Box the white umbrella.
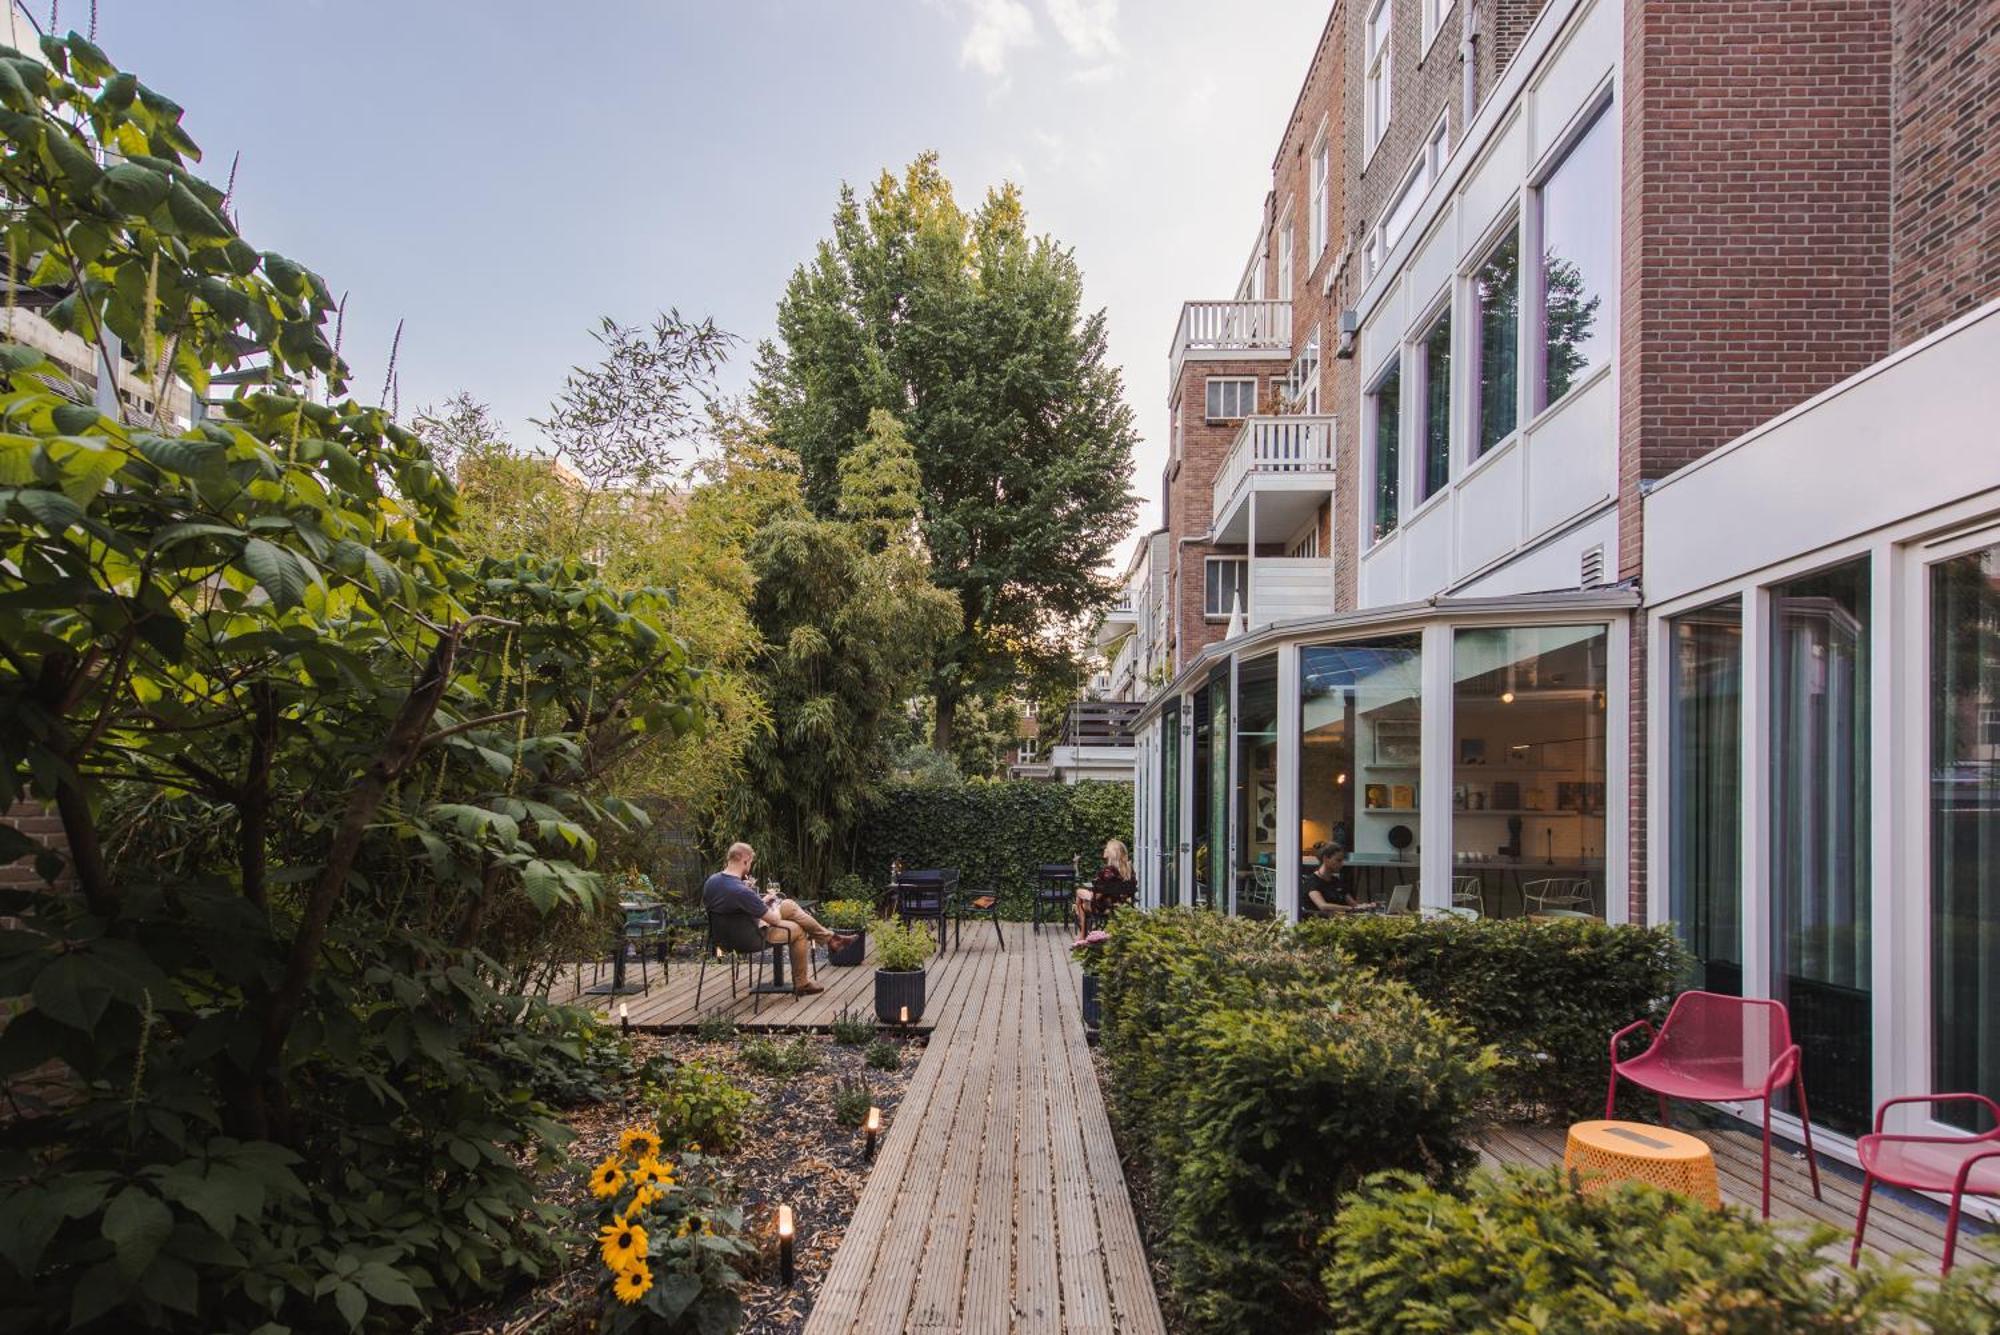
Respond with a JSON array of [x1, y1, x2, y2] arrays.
[[1225, 587, 1246, 639]]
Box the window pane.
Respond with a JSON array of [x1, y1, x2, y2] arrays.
[[1162, 702, 1181, 906], [1931, 544, 2000, 1129], [1421, 310, 1451, 500], [1235, 655, 1280, 916], [1192, 685, 1213, 908], [1538, 107, 1617, 406], [1207, 677, 1230, 910], [1474, 230, 1519, 456], [1668, 599, 1742, 994], [1372, 363, 1401, 541], [1771, 558, 1871, 1135], [1451, 625, 1609, 920], [1300, 637, 1423, 915]]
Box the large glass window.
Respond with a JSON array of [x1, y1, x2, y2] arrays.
[[1310, 134, 1329, 259], [1364, 0, 1392, 156], [1235, 655, 1280, 917], [1930, 544, 2000, 1129], [1473, 228, 1519, 457], [1278, 217, 1294, 298], [1668, 599, 1743, 994], [1300, 638, 1423, 912], [1451, 626, 1609, 919], [1191, 684, 1213, 908], [1771, 559, 1871, 1136], [1370, 361, 1401, 543], [1161, 702, 1181, 907], [1207, 676, 1230, 911], [1537, 106, 1617, 408], [1206, 376, 1256, 420], [1419, 309, 1451, 501], [1204, 557, 1246, 620]]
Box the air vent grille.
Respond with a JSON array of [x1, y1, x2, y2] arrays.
[[1580, 544, 1605, 588]]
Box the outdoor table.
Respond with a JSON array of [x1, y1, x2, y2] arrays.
[[1562, 1119, 1721, 1207], [585, 900, 656, 997]]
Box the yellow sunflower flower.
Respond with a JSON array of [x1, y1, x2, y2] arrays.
[[631, 1157, 673, 1189], [619, 1126, 661, 1161], [623, 1184, 663, 1217], [613, 1259, 653, 1305], [599, 1219, 649, 1272], [588, 1157, 626, 1200]]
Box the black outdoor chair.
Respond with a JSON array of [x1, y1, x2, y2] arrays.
[[893, 868, 953, 952], [1030, 862, 1077, 931], [591, 904, 668, 994], [950, 877, 1006, 952], [693, 910, 796, 1016]]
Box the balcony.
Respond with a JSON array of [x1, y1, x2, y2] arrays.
[[1056, 700, 1143, 748], [1210, 415, 1337, 544], [1168, 299, 1291, 385], [1093, 590, 1140, 648]]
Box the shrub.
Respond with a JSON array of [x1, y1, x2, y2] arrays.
[[1322, 1168, 1934, 1334], [819, 898, 874, 931], [827, 872, 872, 903], [740, 1036, 820, 1077], [830, 1007, 875, 1046], [832, 1077, 874, 1127], [865, 1039, 903, 1071], [650, 1063, 754, 1155], [695, 1010, 739, 1043], [871, 916, 936, 972], [1295, 914, 1686, 1118], [581, 1129, 750, 1334]]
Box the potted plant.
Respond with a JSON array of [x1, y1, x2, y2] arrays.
[[872, 916, 935, 1024], [1072, 929, 1109, 1035], [820, 899, 873, 966]]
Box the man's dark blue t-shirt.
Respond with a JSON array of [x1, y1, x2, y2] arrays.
[[703, 871, 767, 920]]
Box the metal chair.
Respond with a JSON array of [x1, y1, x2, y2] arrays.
[[692, 910, 794, 1016], [1031, 863, 1076, 931], [1386, 883, 1417, 914], [1607, 990, 1822, 1217], [1452, 875, 1485, 913], [951, 878, 1006, 951], [1851, 1093, 2000, 1274], [1524, 877, 1593, 915], [894, 868, 953, 952]]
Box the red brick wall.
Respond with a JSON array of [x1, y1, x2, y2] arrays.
[[1, 801, 68, 889], [1890, 0, 2000, 347]]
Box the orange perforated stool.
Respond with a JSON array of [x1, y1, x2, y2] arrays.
[[1562, 1119, 1722, 1208]]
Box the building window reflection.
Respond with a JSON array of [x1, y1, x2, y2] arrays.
[[1298, 637, 1423, 910], [1235, 655, 1280, 917]]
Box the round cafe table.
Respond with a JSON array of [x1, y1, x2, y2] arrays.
[[1562, 1119, 1722, 1208]]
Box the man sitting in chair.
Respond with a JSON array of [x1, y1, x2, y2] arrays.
[[701, 842, 856, 996]]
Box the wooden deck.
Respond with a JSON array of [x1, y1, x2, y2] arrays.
[[803, 922, 1167, 1335], [545, 918, 1015, 1033], [1479, 1121, 2000, 1272]]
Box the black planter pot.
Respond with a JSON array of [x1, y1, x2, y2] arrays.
[[1081, 972, 1101, 1032], [875, 968, 926, 1024], [827, 929, 867, 967]]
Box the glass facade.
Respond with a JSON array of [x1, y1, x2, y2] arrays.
[[1930, 544, 2000, 1130], [1235, 655, 1280, 917], [1299, 637, 1423, 909], [1770, 559, 1871, 1136], [1668, 600, 1743, 993], [1161, 701, 1181, 907], [1420, 309, 1451, 501], [1537, 106, 1617, 407], [1473, 229, 1519, 457], [1451, 626, 1608, 919], [1207, 677, 1230, 911], [1190, 683, 1214, 908], [1371, 363, 1401, 541]]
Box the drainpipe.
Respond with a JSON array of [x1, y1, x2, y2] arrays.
[[1461, 4, 1480, 125]]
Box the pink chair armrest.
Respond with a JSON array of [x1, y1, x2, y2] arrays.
[[1874, 1093, 2000, 1137], [1609, 1018, 1655, 1067], [1953, 1146, 2000, 1197], [1761, 1044, 1802, 1098]]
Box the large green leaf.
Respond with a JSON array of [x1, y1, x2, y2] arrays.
[[95, 161, 170, 214], [240, 536, 306, 611], [101, 1185, 173, 1280]]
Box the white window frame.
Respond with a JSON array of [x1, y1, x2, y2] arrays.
[[1205, 376, 1257, 421], [1415, 300, 1452, 505], [1364, 0, 1394, 161], [1421, 0, 1454, 56], [1364, 351, 1404, 548], [1530, 94, 1618, 416], [1290, 328, 1322, 413], [1277, 207, 1295, 298], [1204, 556, 1247, 620], [1309, 126, 1330, 261]]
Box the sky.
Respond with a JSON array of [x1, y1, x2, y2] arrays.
[[76, 0, 1330, 565]]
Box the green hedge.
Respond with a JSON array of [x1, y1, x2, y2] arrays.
[[852, 779, 1132, 917], [1097, 909, 1494, 1332], [1296, 913, 1686, 1119], [1323, 1167, 2000, 1333]]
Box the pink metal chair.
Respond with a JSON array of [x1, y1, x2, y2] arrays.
[[1851, 1093, 2000, 1274], [1606, 990, 1821, 1217]]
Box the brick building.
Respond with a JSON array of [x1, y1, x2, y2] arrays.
[[1123, 0, 2000, 1151]]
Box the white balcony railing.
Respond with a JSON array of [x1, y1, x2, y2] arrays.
[[1211, 415, 1337, 521], [1169, 299, 1291, 383]]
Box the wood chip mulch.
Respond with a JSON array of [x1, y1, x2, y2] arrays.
[[445, 1029, 920, 1335]]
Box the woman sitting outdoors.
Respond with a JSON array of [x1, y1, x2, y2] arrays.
[[1073, 839, 1136, 942], [1302, 841, 1369, 917]]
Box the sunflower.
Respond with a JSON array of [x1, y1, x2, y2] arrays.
[[588, 1157, 626, 1200], [599, 1219, 649, 1272], [618, 1126, 661, 1161], [612, 1259, 653, 1305], [623, 1184, 663, 1217], [631, 1157, 673, 1189]]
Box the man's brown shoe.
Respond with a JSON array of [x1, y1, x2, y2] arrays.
[[794, 981, 826, 996], [828, 933, 859, 952]]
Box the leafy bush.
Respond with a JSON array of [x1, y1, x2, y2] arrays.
[[695, 1010, 739, 1043], [582, 1129, 750, 1334], [650, 1063, 754, 1155], [864, 1039, 903, 1071], [740, 1036, 819, 1076], [818, 899, 874, 931], [495, 1009, 660, 1108], [832, 1077, 874, 1127], [871, 916, 936, 972], [1321, 1168, 1956, 1333], [1296, 913, 1686, 1118], [827, 873, 872, 903], [830, 1007, 875, 1046], [853, 780, 1132, 917]]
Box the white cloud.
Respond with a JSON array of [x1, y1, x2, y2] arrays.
[[959, 0, 1038, 78], [1043, 0, 1120, 62]]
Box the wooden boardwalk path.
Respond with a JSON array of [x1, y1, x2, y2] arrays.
[[803, 922, 1166, 1335]]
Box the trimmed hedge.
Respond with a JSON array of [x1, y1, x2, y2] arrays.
[[852, 779, 1132, 917], [1097, 909, 1495, 1332], [1296, 913, 1686, 1119], [1323, 1168, 2000, 1333]]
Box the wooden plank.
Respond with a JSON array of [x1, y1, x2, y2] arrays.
[[962, 945, 1024, 1335], [1014, 934, 1063, 1335], [1043, 931, 1118, 1335]]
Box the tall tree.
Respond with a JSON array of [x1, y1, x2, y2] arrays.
[[754, 153, 1138, 752]]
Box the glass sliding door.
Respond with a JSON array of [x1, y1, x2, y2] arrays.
[[1930, 543, 2000, 1129], [1191, 685, 1213, 909], [1770, 559, 1871, 1135], [1234, 655, 1280, 917], [1667, 600, 1743, 993], [1161, 702, 1182, 907], [1208, 677, 1231, 911], [1299, 637, 1423, 909]]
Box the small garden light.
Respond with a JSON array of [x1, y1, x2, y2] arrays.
[[864, 1106, 882, 1163], [619, 1002, 630, 1034], [776, 1204, 795, 1285], [898, 1005, 909, 1026]]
